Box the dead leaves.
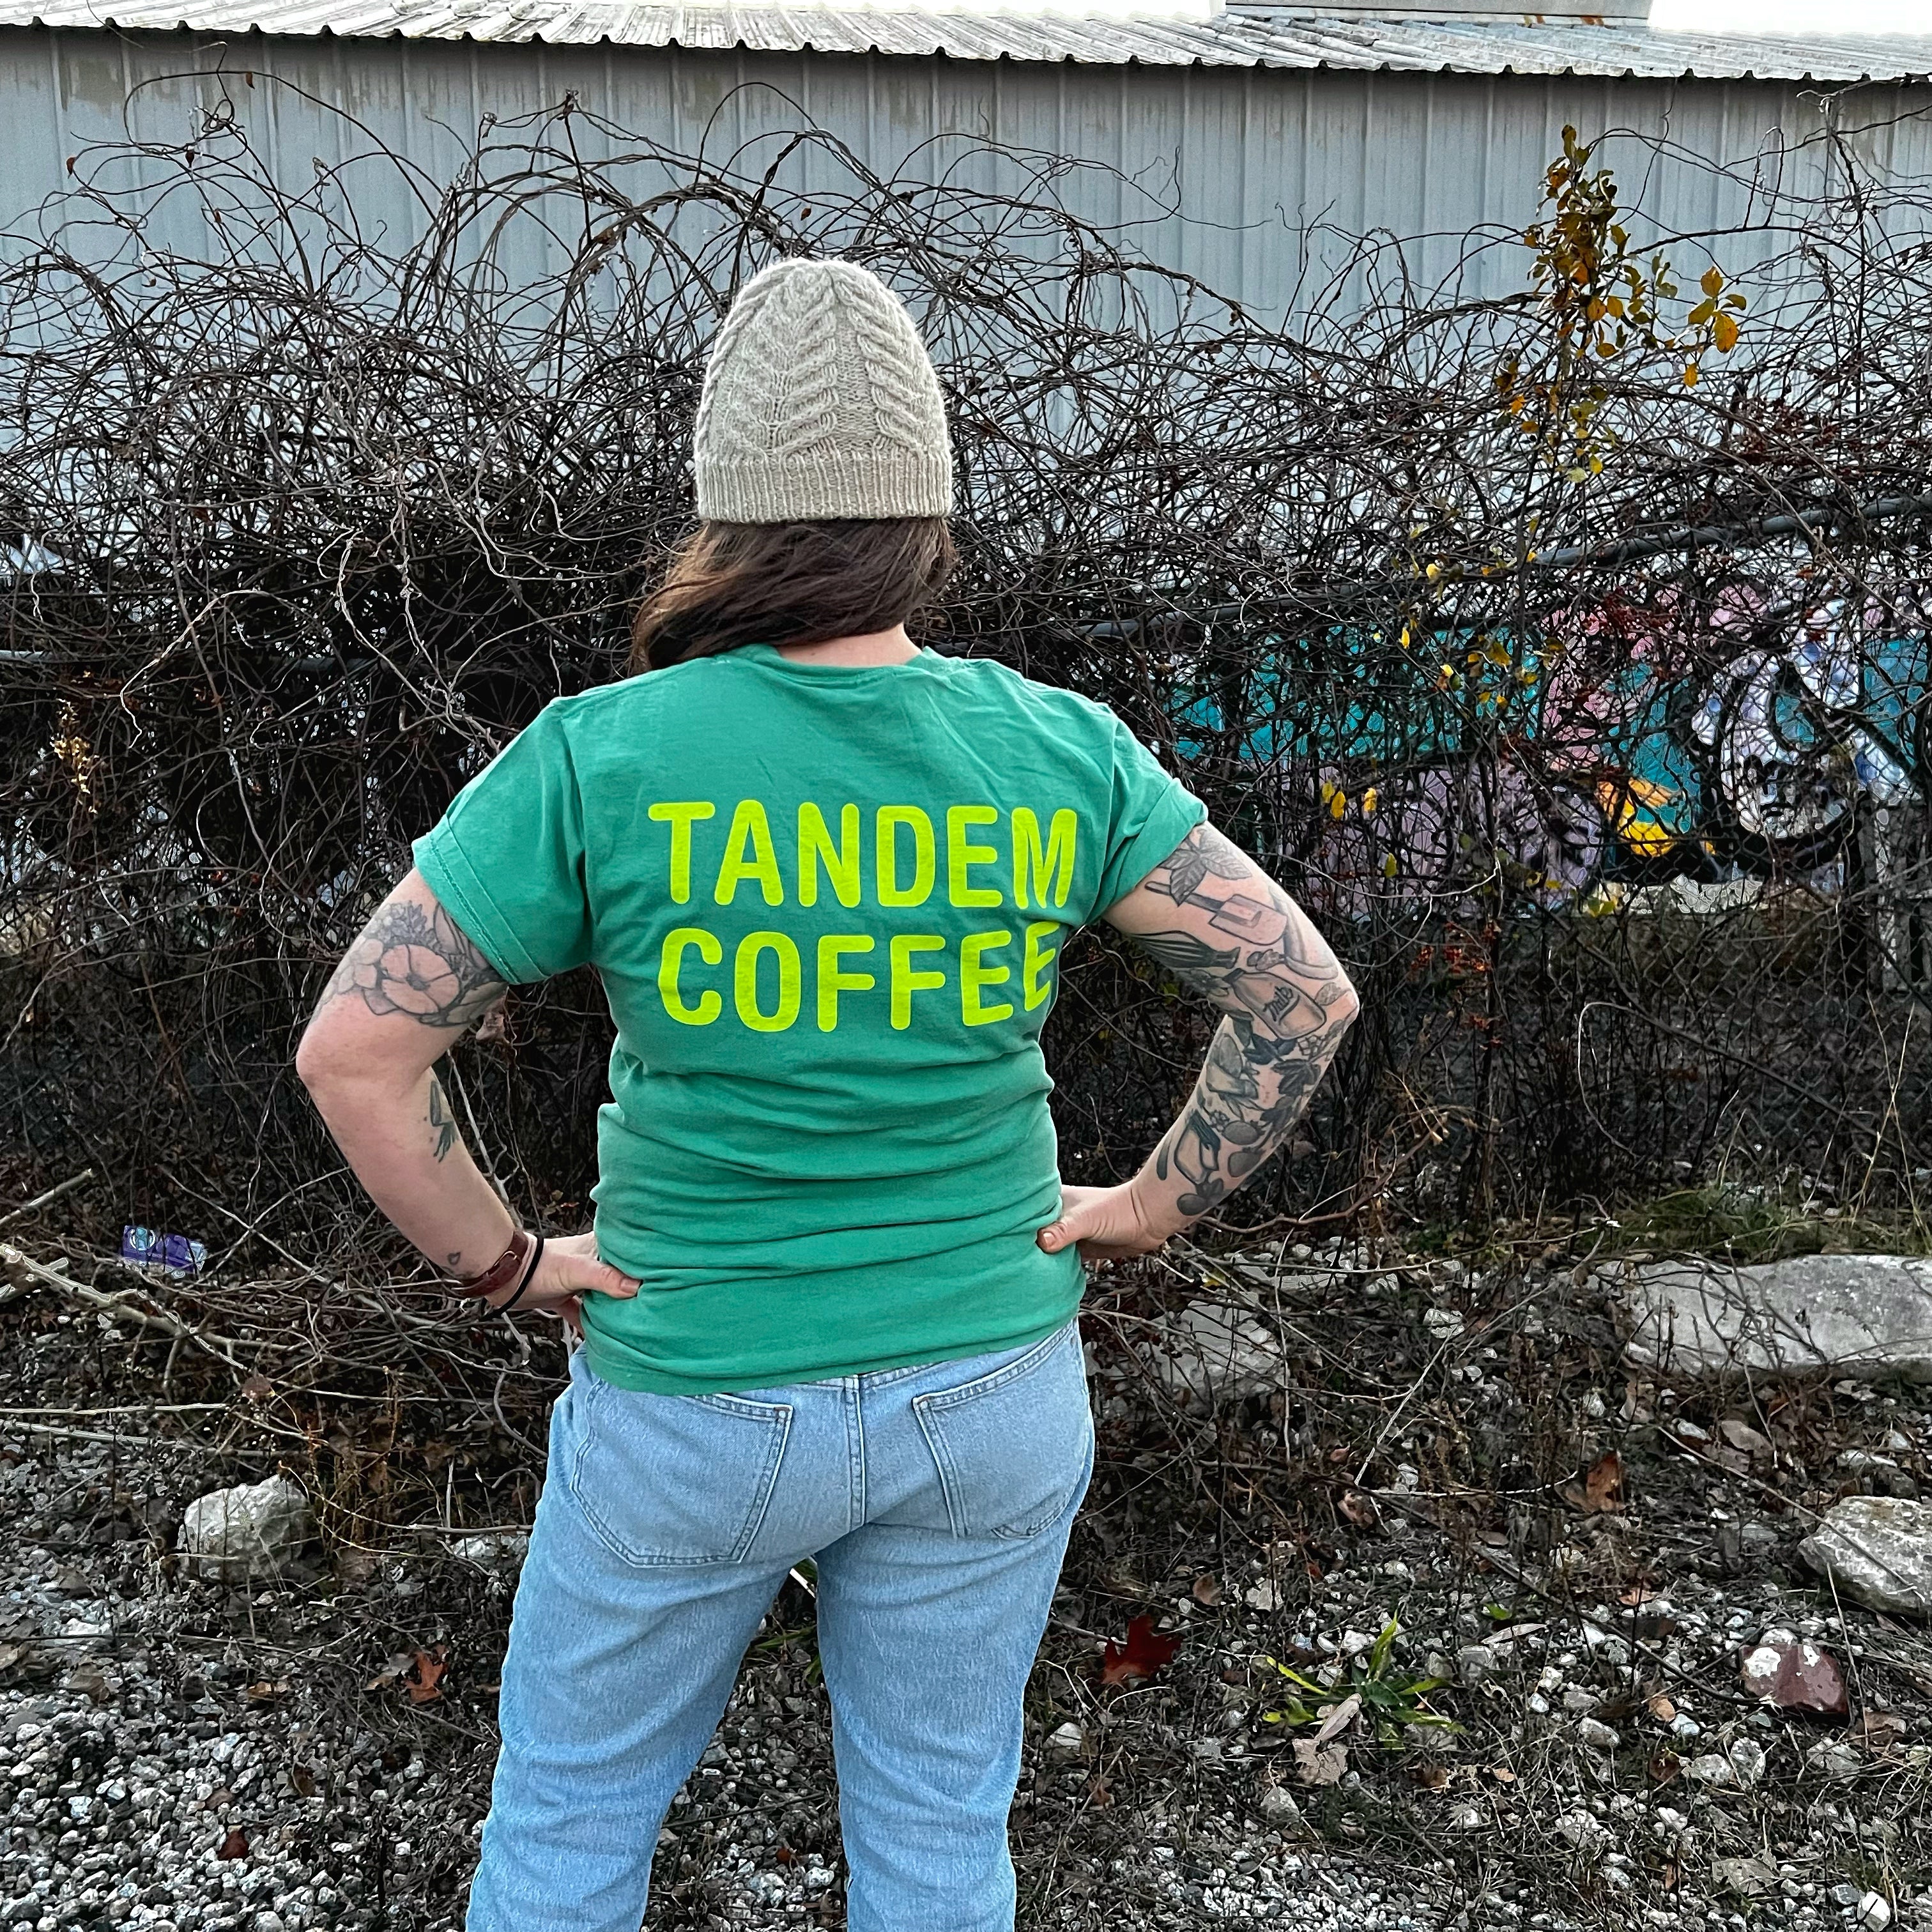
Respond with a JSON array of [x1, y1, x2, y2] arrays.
[[1852, 1710, 1908, 1756], [405, 1647, 447, 1703], [1292, 1736, 1349, 1785], [216, 1826, 249, 1860], [1339, 1491, 1383, 1531], [1098, 1616, 1180, 1688], [1716, 1416, 1774, 1463], [1312, 1690, 1361, 1744], [1565, 1449, 1625, 1515], [367, 1643, 448, 1705]]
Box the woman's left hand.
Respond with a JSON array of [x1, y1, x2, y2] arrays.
[[484, 1230, 640, 1333]]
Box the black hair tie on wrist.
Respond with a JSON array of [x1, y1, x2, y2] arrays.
[[492, 1232, 545, 1315]]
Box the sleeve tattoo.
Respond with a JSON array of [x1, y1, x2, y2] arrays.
[[1137, 825, 1355, 1216], [319, 898, 507, 1032]]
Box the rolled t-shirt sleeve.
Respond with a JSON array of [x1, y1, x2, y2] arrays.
[[411, 703, 593, 985], [1090, 719, 1209, 917]]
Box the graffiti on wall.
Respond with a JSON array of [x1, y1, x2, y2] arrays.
[[1180, 573, 1930, 914]]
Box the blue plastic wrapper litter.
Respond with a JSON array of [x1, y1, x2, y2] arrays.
[[119, 1226, 206, 1276]]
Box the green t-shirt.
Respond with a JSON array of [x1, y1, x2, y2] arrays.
[[413, 643, 1205, 1395]]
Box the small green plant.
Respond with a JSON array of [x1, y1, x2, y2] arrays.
[[1259, 1618, 1458, 1749]]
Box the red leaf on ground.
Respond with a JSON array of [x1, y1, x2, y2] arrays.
[[217, 1827, 249, 1860], [405, 1646, 447, 1705], [1099, 1616, 1180, 1687], [1740, 1640, 1848, 1719]]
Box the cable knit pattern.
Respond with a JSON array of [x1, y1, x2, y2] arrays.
[[694, 258, 954, 523]]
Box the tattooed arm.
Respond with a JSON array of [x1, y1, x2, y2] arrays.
[[1038, 825, 1358, 1262], [296, 870, 636, 1318]]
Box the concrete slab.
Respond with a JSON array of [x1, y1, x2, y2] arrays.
[[1614, 1254, 1932, 1382]]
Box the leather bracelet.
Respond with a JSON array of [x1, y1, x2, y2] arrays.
[[489, 1233, 546, 1315], [452, 1226, 532, 1301]]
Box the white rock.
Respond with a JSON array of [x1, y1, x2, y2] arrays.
[[1577, 1717, 1621, 1752], [1728, 1736, 1767, 1789], [1712, 1856, 1778, 1899], [1244, 1580, 1280, 1612], [178, 1476, 314, 1583], [1799, 1498, 1932, 1614], [1045, 1721, 1085, 1756], [1556, 1809, 1607, 1848], [1449, 1802, 1485, 1829], [1257, 1782, 1304, 1826], [1805, 1738, 1866, 1780], [1146, 1302, 1280, 1402], [1455, 1644, 1498, 1684], [450, 1531, 530, 1581], [1616, 1254, 1932, 1380], [1855, 1892, 1894, 1930], [1686, 1752, 1736, 1788]]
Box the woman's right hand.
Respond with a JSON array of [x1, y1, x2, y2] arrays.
[[1038, 1182, 1186, 1264]]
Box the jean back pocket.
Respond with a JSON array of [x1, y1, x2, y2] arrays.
[[566, 1375, 792, 1568], [912, 1322, 1093, 1540]]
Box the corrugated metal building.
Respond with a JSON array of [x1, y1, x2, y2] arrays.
[[0, 0, 1926, 313]]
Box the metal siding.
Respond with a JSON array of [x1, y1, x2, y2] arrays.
[[0, 28, 1928, 323]]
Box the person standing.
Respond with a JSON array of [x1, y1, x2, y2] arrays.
[[297, 257, 1358, 1932]]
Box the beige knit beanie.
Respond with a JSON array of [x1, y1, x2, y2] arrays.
[[693, 259, 954, 523]]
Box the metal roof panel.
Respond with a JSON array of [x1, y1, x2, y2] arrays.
[[6, 0, 1930, 79]]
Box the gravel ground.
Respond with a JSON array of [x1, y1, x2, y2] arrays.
[[4, 1220, 1932, 1930], [0, 1394, 1456, 1931]]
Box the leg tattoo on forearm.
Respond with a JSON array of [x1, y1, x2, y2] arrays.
[[1138, 828, 1355, 1216], [319, 900, 506, 1031]]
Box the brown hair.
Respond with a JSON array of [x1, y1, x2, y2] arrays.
[[629, 517, 956, 673]]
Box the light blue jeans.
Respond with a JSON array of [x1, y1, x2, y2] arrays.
[[466, 1317, 1094, 1932]]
